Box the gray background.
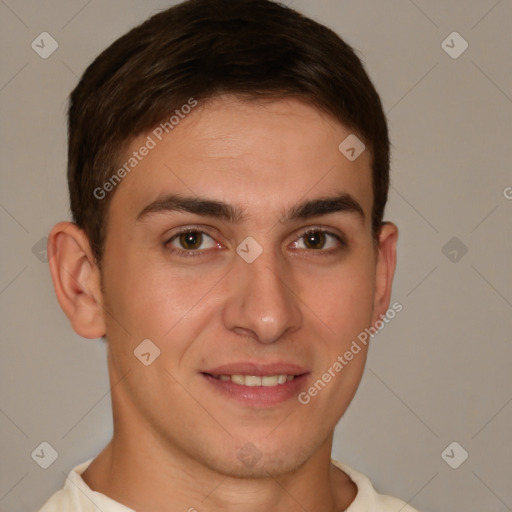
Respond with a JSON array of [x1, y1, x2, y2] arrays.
[[1, 1, 511, 511]]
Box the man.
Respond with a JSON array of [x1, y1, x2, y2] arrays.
[[41, 0, 419, 510]]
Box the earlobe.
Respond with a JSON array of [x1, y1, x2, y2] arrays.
[[48, 222, 106, 339], [372, 222, 398, 323]]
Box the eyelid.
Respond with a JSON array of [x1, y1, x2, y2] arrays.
[[164, 225, 220, 244], [164, 226, 223, 257], [291, 225, 347, 249]]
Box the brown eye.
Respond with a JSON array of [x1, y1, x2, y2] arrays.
[[303, 231, 326, 250], [290, 229, 344, 252], [167, 231, 217, 253], [179, 231, 203, 250]]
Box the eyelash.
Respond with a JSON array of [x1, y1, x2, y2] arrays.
[[294, 228, 346, 253], [165, 226, 347, 258], [165, 227, 219, 258]]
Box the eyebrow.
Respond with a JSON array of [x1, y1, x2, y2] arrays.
[[136, 193, 365, 224]]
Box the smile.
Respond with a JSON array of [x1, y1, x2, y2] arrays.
[[212, 374, 295, 386], [202, 362, 308, 406]]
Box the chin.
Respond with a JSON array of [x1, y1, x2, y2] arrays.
[[198, 438, 314, 479]]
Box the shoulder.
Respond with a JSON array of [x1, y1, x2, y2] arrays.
[[38, 460, 134, 512], [39, 486, 75, 512], [332, 459, 421, 512]]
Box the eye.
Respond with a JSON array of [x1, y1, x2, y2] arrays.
[[166, 230, 219, 255], [291, 229, 344, 251]]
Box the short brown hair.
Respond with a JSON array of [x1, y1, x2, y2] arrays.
[[68, 0, 390, 262]]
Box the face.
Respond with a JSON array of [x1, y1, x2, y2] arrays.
[[99, 96, 392, 477]]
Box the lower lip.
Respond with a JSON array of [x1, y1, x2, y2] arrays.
[[202, 374, 308, 407]]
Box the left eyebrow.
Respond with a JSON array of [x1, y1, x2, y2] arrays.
[[283, 194, 365, 223]]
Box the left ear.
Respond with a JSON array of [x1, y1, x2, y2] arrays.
[[371, 222, 398, 323]]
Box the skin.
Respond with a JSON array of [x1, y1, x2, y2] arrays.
[[49, 95, 398, 511]]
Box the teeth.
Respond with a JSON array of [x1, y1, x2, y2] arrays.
[[262, 375, 279, 386], [231, 374, 245, 385], [245, 375, 262, 387], [215, 374, 295, 387]]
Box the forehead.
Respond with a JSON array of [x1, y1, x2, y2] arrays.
[[107, 96, 373, 225]]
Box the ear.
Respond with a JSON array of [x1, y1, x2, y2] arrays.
[[371, 222, 398, 324], [48, 222, 106, 339]]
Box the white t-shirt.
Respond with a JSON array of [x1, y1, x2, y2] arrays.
[[39, 459, 420, 511]]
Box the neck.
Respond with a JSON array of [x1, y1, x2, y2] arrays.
[[82, 427, 356, 511]]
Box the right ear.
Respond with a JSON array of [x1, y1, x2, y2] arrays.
[[47, 222, 106, 339]]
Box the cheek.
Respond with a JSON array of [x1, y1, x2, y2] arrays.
[[102, 268, 181, 342], [100, 245, 225, 360], [100, 243, 170, 348], [307, 251, 376, 343]]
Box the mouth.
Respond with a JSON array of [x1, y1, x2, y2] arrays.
[[208, 374, 296, 387], [201, 363, 309, 407]]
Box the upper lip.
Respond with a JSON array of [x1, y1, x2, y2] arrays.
[[203, 362, 309, 377]]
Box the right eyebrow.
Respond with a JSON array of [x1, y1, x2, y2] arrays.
[[136, 194, 245, 224]]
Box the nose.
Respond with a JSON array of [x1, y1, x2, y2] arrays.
[[221, 249, 302, 344]]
